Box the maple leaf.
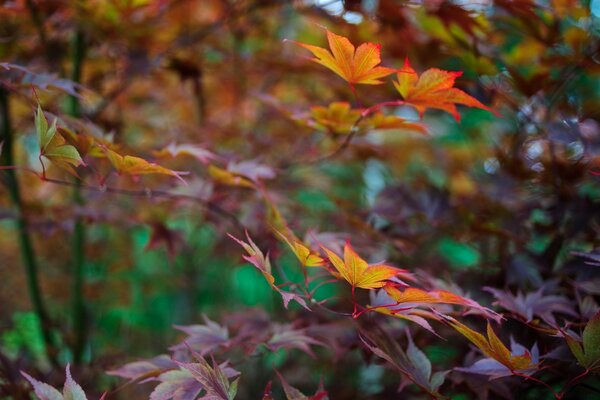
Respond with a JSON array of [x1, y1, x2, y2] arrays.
[[275, 229, 326, 268], [286, 28, 395, 85], [393, 59, 499, 121], [360, 328, 447, 396], [566, 310, 600, 370], [152, 358, 240, 400], [102, 147, 187, 183], [310, 102, 361, 135], [145, 222, 184, 259], [456, 339, 540, 380], [175, 354, 240, 400], [275, 371, 328, 400], [321, 241, 408, 290], [484, 286, 577, 327], [265, 324, 325, 358], [21, 364, 98, 400], [35, 105, 84, 175], [107, 354, 178, 383], [447, 318, 536, 372], [171, 315, 230, 355], [229, 232, 309, 310]]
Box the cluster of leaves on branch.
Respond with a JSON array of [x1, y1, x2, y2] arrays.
[[1, 1, 600, 399]]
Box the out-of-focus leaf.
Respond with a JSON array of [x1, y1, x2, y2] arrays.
[[107, 355, 178, 382], [208, 165, 255, 189], [484, 287, 577, 327], [1, 63, 84, 97], [153, 142, 218, 164], [102, 147, 187, 183], [265, 324, 325, 357], [310, 102, 361, 135], [22, 365, 89, 400], [363, 112, 427, 135], [275, 370, 328, 400], [566, 310, 600, 370], [171, 315, 230, 355]]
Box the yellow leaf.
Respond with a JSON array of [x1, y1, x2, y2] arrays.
[[102, 147, 186, 183], [321, 242, 402, 289]]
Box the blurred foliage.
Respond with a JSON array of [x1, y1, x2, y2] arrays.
[[0, 0, 599, 399]]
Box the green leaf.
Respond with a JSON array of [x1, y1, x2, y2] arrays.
[[35, 105, 48, 148], [44, 144, 83, 164], [583, 311, 600, 369]]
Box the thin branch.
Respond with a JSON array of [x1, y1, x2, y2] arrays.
[[40, 177, 245, 233]]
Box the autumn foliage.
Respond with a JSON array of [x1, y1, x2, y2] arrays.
[[1, 1, 600, 400]]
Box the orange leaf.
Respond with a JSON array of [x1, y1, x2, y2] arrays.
[[286, 29, 395, 85], [102, 147, 186, 183], [321, 242, 404, 289], [393, 58, 499, 121]]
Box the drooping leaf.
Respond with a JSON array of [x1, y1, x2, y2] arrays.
[[447, 318, 536, 372], [456, 339, 540, 380], [102, 147, 187, 183], [286, 29, 395, 85], [208, 165, 255, 189], [393, 58, 498, 121], [321, 241, 410, 289]]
